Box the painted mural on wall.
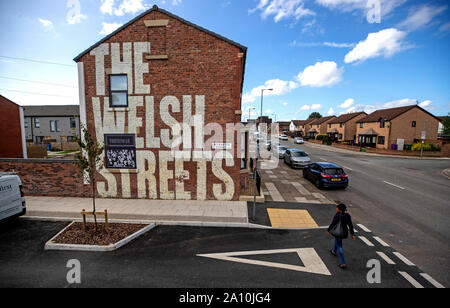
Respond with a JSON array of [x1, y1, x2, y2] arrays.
[[87, 42, 238, 201]]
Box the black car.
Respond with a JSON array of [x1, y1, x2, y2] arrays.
[[303, 162, 349, 189]]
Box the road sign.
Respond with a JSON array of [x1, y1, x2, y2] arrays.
[[197, 248, 331, 276], [421, 131, 426, 140]]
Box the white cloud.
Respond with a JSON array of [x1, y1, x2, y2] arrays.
[[398, 5, 447, 32], [315, 0, 406, 18], [338, 98, 355, 108], [100, 0, 115, 15], [242, 79, 299, 104], [67, 13, 87, 25], [101, 0, 147, 16], [311, 104, 322, 110], [344, 28, 408, 64], [290, 41, 355, 48], [419, 100, 433, 109], [100, 22, 123, 35], [439, 22, 450, 33], [282, 102, 289, 106], [172, 0, 183, 5], [38, 18, 53, 28], [327, 107, 335, 115], [300, 105, 311, 111], [250, 0, 316, 23], [323, 42, 356, 48], [296, 61, 344, 87]]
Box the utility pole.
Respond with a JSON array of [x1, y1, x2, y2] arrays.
[[253, 88, 273, 221]]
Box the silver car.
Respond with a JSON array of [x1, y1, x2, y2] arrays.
[[277, 146, 288, 159], [284, 149, 311, 169]]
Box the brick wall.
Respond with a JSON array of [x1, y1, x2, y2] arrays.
[[390, 108, 439, 146], [0, 96, 24, 158], [0, 159, 91, 197], [77, 8, 245, 201]]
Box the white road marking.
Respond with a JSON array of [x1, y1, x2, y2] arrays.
[[265, 182, 285, 202], [318, 157, 327, 161], [383, 181, 405, 190], [291, 182, 311, 196], [342, 166, 354, 171], [197, 248, 331, 276], [419, 273, 445, 288], [358, 236, 375, 247], [373, 236, 390, 247], [393, 252, 415, 266], [357, 224, 372, 233], [376, 251, 396, 265], [398, 271, 424, 288]]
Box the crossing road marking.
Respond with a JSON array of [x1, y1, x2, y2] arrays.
[[358, 236, 375, 247], [376, 251, 396, 265], [197, 248, 331, 276], [357, 224, 371, 232], [420, 273, 445, 288], [373, 236, 390, 247], [393, 252, 415, 266], [383, 181, 405, 190], [398, 271, 424, 288]]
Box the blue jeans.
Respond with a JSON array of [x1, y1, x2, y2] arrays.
[[333, 238, 346, 265]]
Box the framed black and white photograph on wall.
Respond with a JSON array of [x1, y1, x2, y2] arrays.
[[104, 134, 137, 169]]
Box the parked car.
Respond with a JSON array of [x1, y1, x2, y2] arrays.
[[277, 146, 288, 159], [303, 162, 349, 189], [279, 134, 288, 141], [284, 149, 311, 169], [0, 173, 26, 222], [294, 137, 304, 144]]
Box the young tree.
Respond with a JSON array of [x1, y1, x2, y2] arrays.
[[73, 125, 104, 230], [443, 114, 450, 136], [309, 112, 323, 119]]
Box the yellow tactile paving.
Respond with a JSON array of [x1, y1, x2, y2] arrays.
[[267, 209, 319, 229]]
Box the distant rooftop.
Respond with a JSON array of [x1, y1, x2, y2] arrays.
[[23, 105, 80, 117]]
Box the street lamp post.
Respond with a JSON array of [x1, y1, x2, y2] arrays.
[[248, 107, 255, 122], [253, 88, 273, 221]]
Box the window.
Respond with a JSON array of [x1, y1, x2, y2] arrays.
[[34, 118, 40, 128], [412, 121, 416, 128], [104, 134, 137, 169], [380, 120, 385, 128], [109, 74, 128, 107], [378, 136, 385, 145], [340, 123, 343, 128], [24, 120, 28, 129], [67, 136, 76, 142], [360, 123, 364, 128], [329, 123, 332, 128], [70, 117, 77, 129], [339, 134, 343, 140], [241, 132, 248, 170], [50, 120, 60, 132]]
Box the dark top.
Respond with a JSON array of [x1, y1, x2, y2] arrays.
[[328, 212, 355, 239]]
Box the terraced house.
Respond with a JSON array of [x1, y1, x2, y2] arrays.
[[356, 105, 440, 150], [327, 112, 367, 143], [306, 116, 336, 139], [74, 5, 247, 201]]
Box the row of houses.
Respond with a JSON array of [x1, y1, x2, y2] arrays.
[[289, 105, 444, 150]]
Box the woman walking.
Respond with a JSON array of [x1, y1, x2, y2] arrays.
[[327, 204, 355, 269]]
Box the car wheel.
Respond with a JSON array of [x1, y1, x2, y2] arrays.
[[315, 179, 322, 189]]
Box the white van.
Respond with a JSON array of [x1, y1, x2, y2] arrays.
[[0, 173, 26, 222]]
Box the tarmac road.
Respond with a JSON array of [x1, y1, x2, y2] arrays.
[[281, 140, 450, 286]]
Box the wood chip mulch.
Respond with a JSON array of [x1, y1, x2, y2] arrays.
[[53, 222, 149, 246]]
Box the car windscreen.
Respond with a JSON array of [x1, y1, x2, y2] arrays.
[[278, 146, 287, 150], [324, 168, 345, 175], [291, 151, 308, 157]]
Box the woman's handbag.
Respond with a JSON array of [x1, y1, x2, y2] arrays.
[[330, 214, 344, 238]]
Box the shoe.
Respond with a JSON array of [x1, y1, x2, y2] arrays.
[[339, 264, 347, 269], [330, 250, 337, 256]]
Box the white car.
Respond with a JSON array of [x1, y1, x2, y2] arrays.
[[294, 137, 304, 144], [279, 134, 288, 141], [0, 173, 26, 222]]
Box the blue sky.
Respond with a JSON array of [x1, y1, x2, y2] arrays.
[[0, 0, 449, 120]]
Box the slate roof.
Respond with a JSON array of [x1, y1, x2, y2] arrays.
[[357, 105, 420, 123], [23, 105, 80, 117], [329, 112, 366, 124], [310, 116, 336, 125]]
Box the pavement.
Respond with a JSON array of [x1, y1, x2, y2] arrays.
[[0, 219, 443, 288], [24, 196, 249, 225]]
